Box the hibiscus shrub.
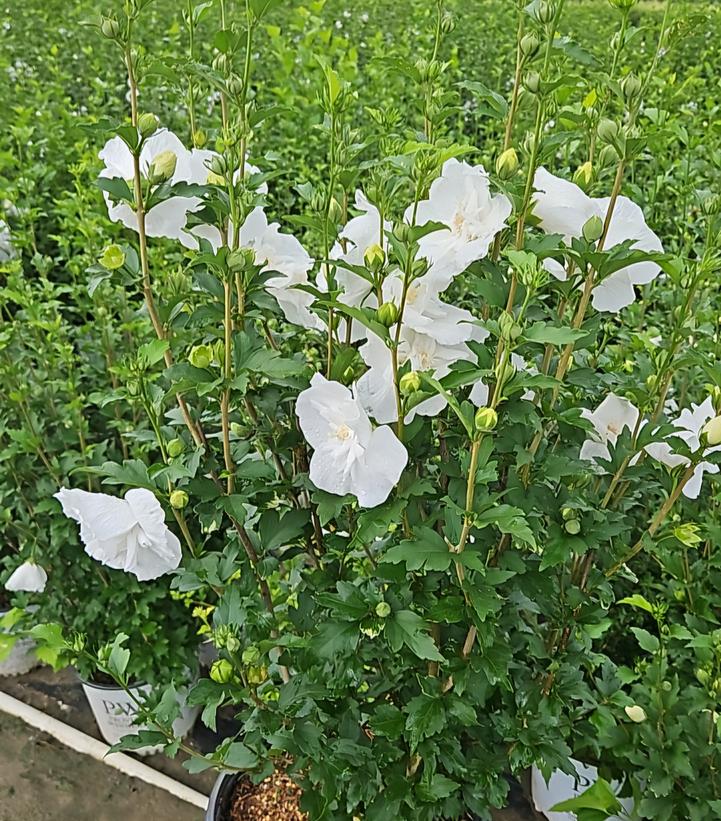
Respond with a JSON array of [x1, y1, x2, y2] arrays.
[[7, 0, 721, 819]]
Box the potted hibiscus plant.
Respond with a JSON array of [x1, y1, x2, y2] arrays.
[[43, 0, 721, 818]]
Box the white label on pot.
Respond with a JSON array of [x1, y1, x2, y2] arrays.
[[531, 759, 634, 821]]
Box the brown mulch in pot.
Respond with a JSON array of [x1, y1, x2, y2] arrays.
[[229, 770, 307, 821]]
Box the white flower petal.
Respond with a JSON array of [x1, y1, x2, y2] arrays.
[[5, 561, 47, 593]]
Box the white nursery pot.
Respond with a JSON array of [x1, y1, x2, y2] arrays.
[[0, 610, 39, 677], [81, 679, 199, 754], [531, 758, 634, 821]]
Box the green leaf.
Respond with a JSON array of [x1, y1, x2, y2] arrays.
[[369, 704, 405, 739], [550, 778, 622, 820], [524, 323, 589, 345], [259, 509, 310, 552], [630, 627, 660, 654], [404, 694, 445, 749], [416, 773, 460, 802], [224, 742, 259, 770], [382, 527, 452, 572], [618, 594, 655, 615], [385, 610, 444, 662], [312, 621, 360, 660]]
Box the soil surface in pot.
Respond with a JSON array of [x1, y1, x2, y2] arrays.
[[228, 771, 307, 820]]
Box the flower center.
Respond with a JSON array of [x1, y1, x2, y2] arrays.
[[334, 423, 354, 441], [451, 207, 480, 242], [418, 351, 432, 370]]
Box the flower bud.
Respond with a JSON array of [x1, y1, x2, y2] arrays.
[[673, 523, 702, 547], [167, 438, 185, 458], [645, 374, 658, 392], [209, 154, 227, 177], [100, 244, 125, 270], [170, 489, 189, 510], [609, 0, 638, 9], [597, 118, 620, 144], [189, 344, 214, 369], [498, 311, 516, 341], [193, 130, 207, 148], [536, 0, 556, 24], [520, 33, 540, 59], [364, 243, 386, 272], [621, 73, 643, 101], [474, 406, 498, 433], [342, 366, 355, 384], [210, 659, 234, 684], [228, 248, 256, 271], [148, 150, 177, 184], [523, 71, 542, 95], [495, 148, 519, 180], [375, 601, 391, 618], [328, 197, 343, 224], [573, 161, 593, 190], [100, 17, 121, 40], [624, 704, 647, 723], [440, 12, 455, 34], [247, 665, 268, 685], [561, 507, 575, 521], [697, 668, 710, 686], [564, 519, 581, 535], [377, 302, 399, 327], [582, 214, 604, 242], [242, 645, 261, 665], [598, 145, 618, 169], [399, 371, 422, 396], [138, 113, 159, 139], [703, 415, 721, 446], [393, 223, 413, 244], [226, 76, 244, 97]]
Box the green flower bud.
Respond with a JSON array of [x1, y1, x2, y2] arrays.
[[440, 12, 455, 34], [621, 73, 643, 101], [495, 148, 519, 180], [520, 33, 540, 59], [673, 523, 703, 547], [393, 222, 413, 244], [597, 118, 620, 144], [573, 161, 593, 190], [170, 489, 189, 510], [598, 144, 618, 169], [242, 646, 261, 665], [246, 665, 268, 685], [564, 519, 581, 535], [498, 311, 516, 341], [342, 366, 356, 384], [582, 214, 604, 242], [189, 344, 214, 369], [561, 507, 575, 521], [536, 0, 556, 24], [645, 374, 658, 392], [167, 438, 185, 458], [399, 371, 422, 396], [226, 76, 244, 97], [523, 71, 542, 95], [228, 248, 256, 271], [210, 659, 234, 684], [703, 415, 721, 446], [474, 406, 498, 433], [138, 113, 159, 139], [100, 244, 125, 270], [193, 130, 207, 148], [697, 668, 710, 686], [100, 17, 121, 40], [148, 150, 177, 184], [608, 0, 638, 9], [375, 601, 392, 618], [377, 302, 400, 327], [364, 243, 386, 272], [328, 197, 343, 224]]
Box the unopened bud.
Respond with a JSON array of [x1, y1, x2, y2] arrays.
[[621, 73, 643, 101], [495, 148, 519, 180], [148, 150, 177, 183], [597, 118, 620, 144], [100, 244, 125, 270], [170, 489, 189, 510], [399, 371, 422, 395], [536, 0, 556, 24], [573, 161, 593, 189], [582, 214, 604, 242], [377, 302, 399, 327], [242, 646, 261, 665], [524, 71, 542, 95], [193, 130, 207, 148], [210, 659, 234, 684], [100, 17, 121, 40], [702, 415, 721, 447], [609, 0, 638, 9], [138, 113, 159, 139], [364, 243, 385, 272], [440, 12, 455, 34], [375, 601, 391, 618], [624, 704, 647, 723], [328, 197, 343, 224], [167, 438, 185, 458], [393, 223, 413, 244], [189, 344, 214, 369], [474, 406, 498, 433], [564, 519, 581, 535], [520, 33, 540, 59]]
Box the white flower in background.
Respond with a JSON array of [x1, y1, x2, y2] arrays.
[[184, 150, 267, 191], [645, 397, 721, 499], [99, 130, 202, 248], [0, 220, 16, 261], [532, 168, 664, 313], [625, 705, 647, 723], [469, 353, 536, 406], [4, 561, 47, 593], [295, 374, 408, 507], [409, 159, 512, 290], [382, 272, 488, 347], [580, 393, 640, 466], [54, 487, 182, 581], [357, 328, 474, 424]]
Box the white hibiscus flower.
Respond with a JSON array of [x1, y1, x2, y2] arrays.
[[408, 159, 512, 290], [580, 393, 640, 466], [4, 561, 47, 593], [54, 487, 182, 581], [99, 130, 203, 248], [295, 374, 408, 508], [532, 168, 664, 313], [645, 397, 721, 499]]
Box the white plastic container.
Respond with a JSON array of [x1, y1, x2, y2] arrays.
[[81, 679, 199, 754], [0, 610, 39, 677], [531, 759, 634, 820]]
